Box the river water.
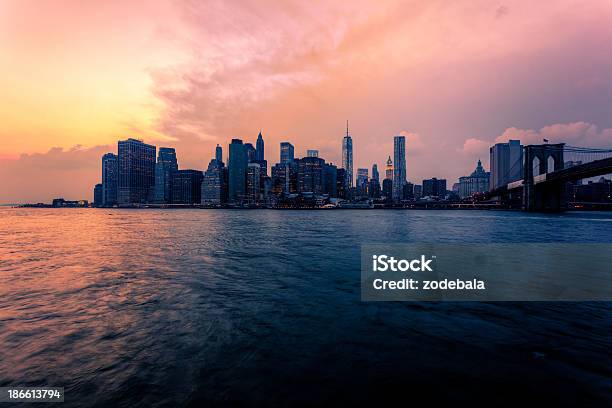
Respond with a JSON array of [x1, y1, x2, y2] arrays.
[[1, 209, 611, 406]]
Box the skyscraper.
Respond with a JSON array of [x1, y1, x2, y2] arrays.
[[154, 147, 178, 203], [356, 168, 369, 197], [246, 163, 261, 203], [393, 135, 406, 201], [117, 138, 156, 205], [385, 156, 393, 180], [245, 143, 256, 163], [171, 170, 203, 204], [422, 178, 447, 198], [201, 159, 225, 205], [372, 164, 379, 182], [215, 144, 223, 165], [342, 121, 353, 189], [323, 163, 338, 197], [93, 183, 103, 207], [297, 156, 325, 194], [489, 140, 523, 190], [280, 142, 294, 164], [255, 132, 264, 161], [228, 139, 247, 202], [102, 153, 118, 206]]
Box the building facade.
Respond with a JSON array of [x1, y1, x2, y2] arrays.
[[280, 142, 294, 164], [255, 132, 264, 161], [489, 139, 523, 190], [102, 153, 118, 206], [201, 159, 225, 205], [422, 178, 447, 199], [228, 139, 247, 202], [154, 147, 178, 203], [117, 138, 156, 205], [458, 159, 490, 198], [393, 135, 406, 201], [297, 156, 325, 194], [171, 170, 203, 204]]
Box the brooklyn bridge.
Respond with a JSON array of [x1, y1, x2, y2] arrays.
[[488, 143, 612, 211]]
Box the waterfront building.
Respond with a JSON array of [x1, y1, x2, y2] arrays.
[[171, 170, 203, 204], [490, 139, 522, 190], [458, 159, 490, 198], [154, 147, 178, 203], [323, 163, 338, 197], [414, 185, 423, 200], [297, 156, 325, 194], [117, 138, 156, 205], [102, 153, 118, 206], [255, 132, 264, 161], [422, 178, 447, 199], [228, 139, 247, 202], [393, 135, 406, 201], [382, 178, 393, 199], [93, 184, 103, 207], [368, 178, 381, 198], [372, 164, 379, 182], [336, 168, 347, 199], [272, 163, 290, 196], [280, 142, 295, 164], [385, 156, 393, 180], [356, 168, 369, 197], [246, 163, 261, 203], [201, 159, 225, 205], [307, 150, 319, 158], [403, 182, 414, 201], [342, 121, 353, 189]]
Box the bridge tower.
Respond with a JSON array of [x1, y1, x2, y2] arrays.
[[523, 143, 565, 211]]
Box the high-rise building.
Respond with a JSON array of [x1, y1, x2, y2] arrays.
[[307, 150, 319, 158], [245, 143, 256, 163], [154, 147, 178, 203], [117, 138, 156, 205], [356, 168, 369, 197], [271, 163, 290, 196], [422, 178, 447, 199], [323, 163, 338, 197], [215, 144, 223, 165], [372, 164, 379, 182], [385, 156, 393, 180], [229, 139, 247, 202], [342, 121, 353, 189], [171, 170, 203, 204], [458, 159, 490, 198], [336, 168, 347, 199], [102, 153, 118, 206], [489, 140, 523, 190], [382, 178, 393, 199], [414, 185, 423, 200], [368, 178, 381, 198], [93, 183, 103, 207], [393, 135, 406, 201], [255, 132, 264, 161], [201, 159, 225, 205], [246, 163, 261, 203], [280, 142, 294, 164], [403, 182, 414, 201], [297, 156, 325, 194]]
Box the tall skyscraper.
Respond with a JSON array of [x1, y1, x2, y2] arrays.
[[385, 156, 393, 180], [215, 144, 223, 164], [297, 156, 325, 194], [342, 121, 353, 189], [372, 164, 379, 182], [246, 163, 261, 203], [228, 139, 247, 202], [117, 138, 156, 205], [280, 142, 294, 164], [489, 140, 523, 190], [154, 147, 178, 203], [201, 159, 225, 205], [255, 132, 264, 161], [101, 153, 118, 206], [393, 135, 406, 201]]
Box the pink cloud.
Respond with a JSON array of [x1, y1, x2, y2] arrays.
[[494, 122, 612, 148]]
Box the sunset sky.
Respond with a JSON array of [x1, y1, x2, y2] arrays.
[[1, 0, 612, 203]]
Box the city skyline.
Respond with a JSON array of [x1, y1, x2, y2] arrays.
[[3, 1, 612, 203]]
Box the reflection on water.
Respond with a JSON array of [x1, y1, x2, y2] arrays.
[[1, 208, 612, 406]]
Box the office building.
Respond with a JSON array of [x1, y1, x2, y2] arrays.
[[372, 164, 379, 182], [93, 184, 103, 207], [246, 163, 261, 203], [117, 138, 156, 205], [255, 132, 264, 161], [458, 159, 490, 198], [336, 168, 347, 199], [356, 168, 369, 197], [154, 147, 178, 203], [201, 159, 225, 205], [422, 178, 447, 199], [385, 156, 393, 180], [323, 163, 338, 197], [490, 140, 523, 190], [245, 143, 256, 163], [215, 144, 223, 165], [393, 135, 406, 201], [102, 153, 118, 206], [228, 139, 247, 202], [382, 178, 393, 199], [297, 156, 325, 194], [342, 121, 353, 189], [414, 185, 422, 200], [403, 182, 414, 201], [171, 170, 203, 204], [280, 142, 294, 164]]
